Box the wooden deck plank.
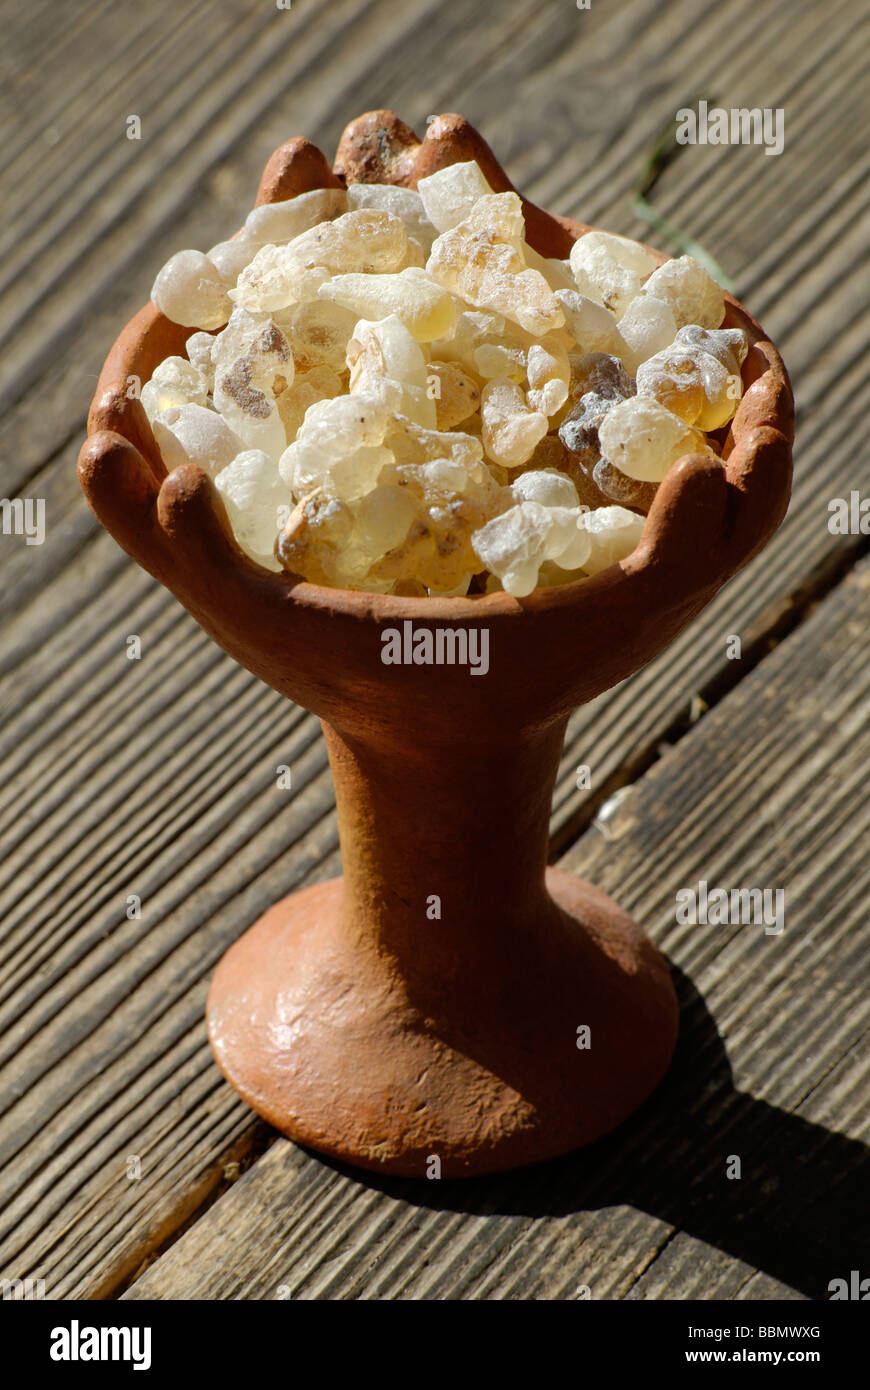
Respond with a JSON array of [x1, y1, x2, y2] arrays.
[[0, 0, 867, 1299], [122, 557, 870, 1301], [1, 0, 854, 493], [1, 318, 866, 1294]]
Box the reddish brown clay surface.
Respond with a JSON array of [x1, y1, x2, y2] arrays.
[[208, 867, 677, 1176], [78, 112, 794, 1177]]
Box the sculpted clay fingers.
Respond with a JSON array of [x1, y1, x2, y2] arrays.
[[77, 431, 163, 569], [255, 137, 344, 207], [723, 425, 793, 570], [154, 464, 302, 670], [633, 451, 731, 598]]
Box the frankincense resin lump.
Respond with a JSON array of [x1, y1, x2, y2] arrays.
[[144, 162, 746, 595]]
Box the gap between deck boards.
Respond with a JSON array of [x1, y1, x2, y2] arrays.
[[119, 554, 870, 1301], [107, 536, 870, 1300], [1, 0, 867, 1302]]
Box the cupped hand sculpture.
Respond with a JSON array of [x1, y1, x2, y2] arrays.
[[78, 112, 794, 1176]]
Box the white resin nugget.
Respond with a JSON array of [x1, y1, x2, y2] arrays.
[[141, 158, 746, 595], [426, 192, 564, 336], [431, 307, 515, 375], [598, 396, 711, 482], [511, 470, 579, 509], [207, 238, 259, 287], [140, 356, 208, 421], [232, 210, 413, 312], [230, 243, 330, 312], [372, 499, 495, 592], [152, 403, 244, 476], [526, 338, 571, 416], [318, 267, 458, 341], [274, 299, 357, 372], [481, 377, 548, 468], [636, 327, 746, 430], [555, 289, 626, 357], [417, 160, 495, 232], [284, 391, 392, 455], [214, 308, 295, 395], [472, 500, 588, 597], [151, 249, 232, 330], [278, 391, 394, 498], [276, 365, 343, 442], [573, 230, 658, 279], [278, 489, 356, 587], [641, 255, 725, 329], [184, 332, 217, 393], [426, 361, 480, 429], [675, 323, 748, 371], [282, 480, 411, 591], [543, 507, 593, 570], [295, 442, 394, 503], [569, 231, 657, 318], [212, 310, 293, 458], [522, 244, 577, 294], [278, 207, 411, 273], [616, 295, 677, 373], [347, 182, 437, 254], [243, 187, 348, 246], [214, 449, 293, 569], [473, 341, 527, 382], [581, 506, 645, 574], [353, 483, 418, 555], [346, 315, 437, 427]]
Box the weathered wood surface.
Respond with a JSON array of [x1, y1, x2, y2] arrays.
[[0, 0, 867, 1298], [125, 558, 870, 1301]]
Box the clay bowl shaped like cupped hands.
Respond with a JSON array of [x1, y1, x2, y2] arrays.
[[79, 109, 794, 746], [78, 113, 795, 1179]]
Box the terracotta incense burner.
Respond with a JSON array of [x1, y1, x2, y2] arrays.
[[78, 112, 794, 1177]]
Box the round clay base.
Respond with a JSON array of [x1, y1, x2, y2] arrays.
[[206, 868, 679, 1178]]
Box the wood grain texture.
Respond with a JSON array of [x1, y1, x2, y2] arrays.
[[123, 558, 870, 1300], [0, 0, 867, 1298]]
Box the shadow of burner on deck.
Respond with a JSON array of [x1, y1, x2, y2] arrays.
[[316, 968, 869, 1300]]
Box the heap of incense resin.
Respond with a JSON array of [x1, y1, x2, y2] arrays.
[[144, 160, 748, 597]]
